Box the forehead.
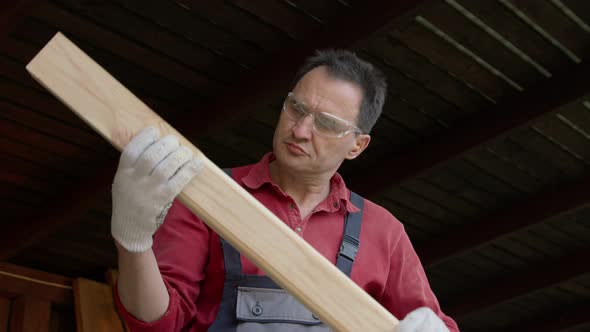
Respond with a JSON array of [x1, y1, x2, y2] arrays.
[[292, 66, 362, 116]]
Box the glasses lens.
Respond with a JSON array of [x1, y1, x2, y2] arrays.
[[284, 95, 307, 121], [314, 112, 351, 137]]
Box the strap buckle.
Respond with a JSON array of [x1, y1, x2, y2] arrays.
[[339, 235, 359, 261]]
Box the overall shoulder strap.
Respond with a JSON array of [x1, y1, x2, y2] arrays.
[[336, 191, 364, 277], [222, 167, 232, 178]]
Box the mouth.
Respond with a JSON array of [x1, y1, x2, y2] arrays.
[[285, 142, 307, 156]]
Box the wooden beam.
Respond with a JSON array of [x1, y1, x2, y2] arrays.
[[347, 60, 590, 195], [501, 303, 590, 332], [26, 32, 398, 331], [446, 249, 590, 318], [0, 263, 73, 305], [74, 278, 125, 332], [9, 296, 51, 332], [0, 161, 117, 260], [418, 176, 590, 266], [175, 0, 434, 139]]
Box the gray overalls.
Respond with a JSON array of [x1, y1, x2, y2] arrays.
[[208, 169, 364, 331]]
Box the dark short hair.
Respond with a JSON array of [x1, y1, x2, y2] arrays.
[[293, 49, 387, 134]]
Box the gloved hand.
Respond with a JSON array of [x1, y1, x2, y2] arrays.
[[111, 127, 202, 252], [397, 307, 449, 332]]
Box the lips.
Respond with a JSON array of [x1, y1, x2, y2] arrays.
[[285, 142, 307, 156]]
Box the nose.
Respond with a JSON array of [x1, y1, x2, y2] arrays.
[[292, 113, 313, 139]]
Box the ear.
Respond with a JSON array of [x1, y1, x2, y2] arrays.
[[346, 134, 371, 160]]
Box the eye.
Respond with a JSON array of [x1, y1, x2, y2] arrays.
[[291, 101, 307, 116], [316, 113, 348, 132]]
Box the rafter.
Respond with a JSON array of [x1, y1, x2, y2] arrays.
[[347, 60, 590, 195], [0, 161, 117, 260], [445, 248, 590, 318], [176, 0, 434, 139], [418, 176, 590, 266], [501, 303, 590, 332]]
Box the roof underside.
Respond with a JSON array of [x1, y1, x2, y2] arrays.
[[0, 1, 589, 331]]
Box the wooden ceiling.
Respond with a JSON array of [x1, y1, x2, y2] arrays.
[[1, 1, 589, 331]]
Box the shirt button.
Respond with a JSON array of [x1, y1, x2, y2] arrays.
[[289, 203, 295, 209], [295, 227, 302, 233], [333, 202, 338, 208]]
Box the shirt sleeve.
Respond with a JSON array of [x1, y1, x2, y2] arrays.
[[381, 229, 460, 332], [114, 199, 211, 331]]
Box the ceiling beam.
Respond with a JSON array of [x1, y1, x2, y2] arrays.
[[347, 59, 590, 196], [418, 176, 590, 266], [501, 303, 590, 332], [176, 0, 434, 139], [446, 248, 590, 318], [0, 160, 117, 260], [2, 0, 433, 260]]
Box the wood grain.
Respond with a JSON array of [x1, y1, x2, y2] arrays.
[[73, 278, 125, 332], [9, 296, 51, 332], [26, 32, 398, 331]]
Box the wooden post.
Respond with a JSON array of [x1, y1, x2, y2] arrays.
[[0, 297, 9, 332], [26, 32, 398, 331]]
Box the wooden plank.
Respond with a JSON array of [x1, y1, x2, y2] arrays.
[[366, 36, 490, 112], [402, 177, 482, 218], [361, 51, 463, 124], [457, 0, 571, 73], [486, 137, 565, 185], [176, 0, 289, 52], [385, 186, 467, 225], [26, 32, 398, 331], [391, 20, 513, 101], [532, 113, 590, 162], [9, 297, 51, 332], [0, 263, 72, 305], [510, 127, 586, 177], [506, 0, 590, 62], [0, 136, 84, 177], [115, 0, 264, 68], [231, 0, 321, 40], [27, 2, 222, 97], [417, 176, 590, 266], [421, 1, 545, 88], [424, 167, 498, 210], [0, 297, 9, 332], [52, 0, 246, 81], [463, 147, 544, 194], [104, 270, 130, 332], [73, 278, 125, 332], [558, 101, 590, 137]]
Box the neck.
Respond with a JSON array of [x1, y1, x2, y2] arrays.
[[269, 161, 333, 211]]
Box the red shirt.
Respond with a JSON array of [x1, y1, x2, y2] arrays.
[[115, 153, 459, 331]]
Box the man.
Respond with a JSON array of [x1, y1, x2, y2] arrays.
[[112, 50, 459, 331]]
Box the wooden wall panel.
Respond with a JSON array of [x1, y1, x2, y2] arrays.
[[0, 297, 9, 332], [9, 296, 51, 332], [73, 278, 126, 332], [0, 263, 72, 305]]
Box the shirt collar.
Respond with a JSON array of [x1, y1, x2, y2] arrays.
[[241, 152, 360, 213]]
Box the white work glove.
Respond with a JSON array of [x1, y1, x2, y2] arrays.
[[397, 307, 449, 332], [111, 127, 202, 252]]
